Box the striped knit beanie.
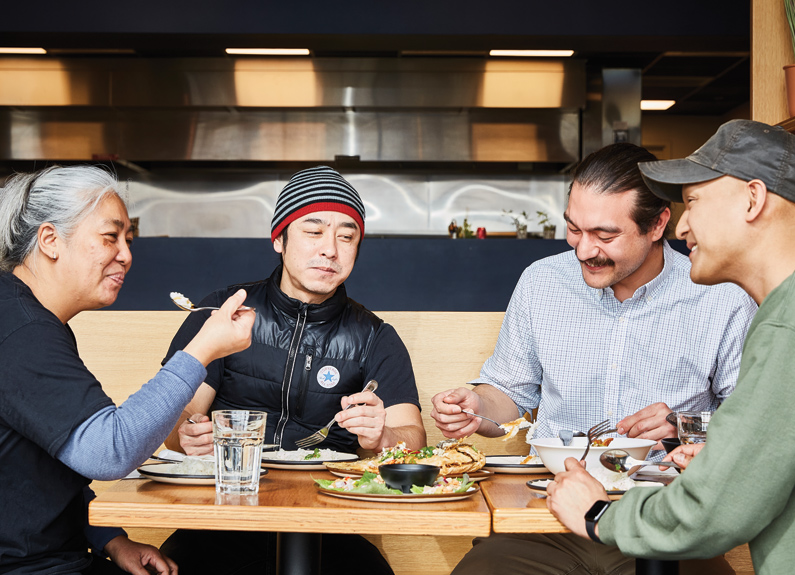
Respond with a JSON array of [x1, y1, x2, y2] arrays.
[[270, 166, 365, 242]]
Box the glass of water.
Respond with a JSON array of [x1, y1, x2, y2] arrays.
[[676, 411, 711, 444], [212, 410, 266, 493]]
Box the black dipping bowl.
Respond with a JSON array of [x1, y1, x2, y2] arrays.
[[378, 464, 440, 494], [661, 437, 681, 454]]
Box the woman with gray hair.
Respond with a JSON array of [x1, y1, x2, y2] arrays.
[[0, 165, 256, 575]]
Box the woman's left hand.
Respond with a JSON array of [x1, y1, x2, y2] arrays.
[[104, 535, 178, 575]]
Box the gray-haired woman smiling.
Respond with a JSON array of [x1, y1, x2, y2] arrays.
[[0, 166, 255, 575]]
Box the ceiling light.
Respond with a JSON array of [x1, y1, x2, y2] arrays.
[[641, 100, 676, 111], [489, 50, 574, 57], [0, 47, 46, 55], [225, 48, 310, 56]]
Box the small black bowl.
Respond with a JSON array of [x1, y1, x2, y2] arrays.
[[378, 463, 440, 494], [661, 437, 681, 454]]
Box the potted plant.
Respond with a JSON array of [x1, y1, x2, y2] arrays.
[[537, 211, 556, 239], [786, 0, 795, 116], [503, 209, 530, 239]]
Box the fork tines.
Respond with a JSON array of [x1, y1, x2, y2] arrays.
[[579, 419, 612, 462], [295, 430, 327, 449]]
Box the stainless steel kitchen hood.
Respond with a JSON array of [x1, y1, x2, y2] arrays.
[[0, 57, 585, 164]]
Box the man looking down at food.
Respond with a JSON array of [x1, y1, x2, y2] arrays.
[[431, 143, 756, 575], [547, 119, 795, 575], [160, 166, 425, 575]]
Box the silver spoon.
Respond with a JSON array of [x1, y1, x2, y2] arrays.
[[170, 292, 254, 312], [600, 449, 683, 473]]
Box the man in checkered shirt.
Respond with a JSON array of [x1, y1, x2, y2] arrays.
[[432, 143, 756, 575]]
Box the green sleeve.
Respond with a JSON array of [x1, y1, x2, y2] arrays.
[[598, 320, 795, 561]]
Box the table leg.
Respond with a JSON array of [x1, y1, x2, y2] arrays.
[[636, 559, 679, 575], [276, 532, 321, 575]]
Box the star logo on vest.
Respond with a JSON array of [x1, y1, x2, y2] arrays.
[[317, 366, 341, 389]]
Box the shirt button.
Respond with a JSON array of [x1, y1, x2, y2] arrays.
[[607, 410, 614, 417], [611, 363, 617, 370], [619, 317, 625, 322]]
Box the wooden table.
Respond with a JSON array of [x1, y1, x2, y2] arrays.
[[89, 469, 491, 575], [480, 474, 679, 575]]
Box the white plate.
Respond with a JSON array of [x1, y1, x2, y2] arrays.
[[316, 483, 480, 503], [261, 451, 358, 471], [484, 455, 549, 475], [137, 463, 267, 486], [526, 478, 663, 499], [325, 468, 493, 483]]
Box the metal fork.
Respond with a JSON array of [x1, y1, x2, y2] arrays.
[[579, 419, 617, 462], [294, 380, 379, 448], [170, 292, 253, 312]]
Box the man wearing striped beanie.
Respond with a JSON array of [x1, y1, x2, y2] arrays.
[[160, 166, 424, 575]]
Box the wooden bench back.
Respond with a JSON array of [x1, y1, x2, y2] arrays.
[[70, 310, 528, 456]]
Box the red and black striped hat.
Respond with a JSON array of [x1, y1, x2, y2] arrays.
[[270, 166, 365, 242]]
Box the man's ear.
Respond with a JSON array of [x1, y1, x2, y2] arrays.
[[745, 180, 767, 222], [273, 234, 284, 255], [37, 222, 59, 258], [650, 207, 671, 242]]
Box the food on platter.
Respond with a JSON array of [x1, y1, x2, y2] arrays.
[[499, 417, 531, 440], [315, 471, 474, 495], [264, 448, 353, 461], [324, 440, 485, 476], [519, 453, 538, 465], [171, 455, 215, 475]]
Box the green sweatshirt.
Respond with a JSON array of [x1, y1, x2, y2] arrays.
[[599, 270, 795, 575]]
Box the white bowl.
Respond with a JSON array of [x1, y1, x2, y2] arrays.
[[528, 437, 656, 475]]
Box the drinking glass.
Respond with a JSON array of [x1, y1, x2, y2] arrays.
[[676, 411, 711, 444], [212, 410, 266, 493]]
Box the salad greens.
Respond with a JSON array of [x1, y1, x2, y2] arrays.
[[314, 471, 402, 495], [314, 471, 474, 495], [409, 474, 474, 494], [303, 448, 321, 460]]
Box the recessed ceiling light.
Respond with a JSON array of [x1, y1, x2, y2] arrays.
[[225, 48, 310, 56], [641, 100, 676, 111], [0, 47, 46, 55], [489, 50, 574, 57]]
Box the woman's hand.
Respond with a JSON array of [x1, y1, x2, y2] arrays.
[[104, 535, 178, 575], [178, 413, 213, 456], [183, 290, 255, 366]]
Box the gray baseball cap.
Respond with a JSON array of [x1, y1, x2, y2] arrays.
[[638, 119, 795, 203]]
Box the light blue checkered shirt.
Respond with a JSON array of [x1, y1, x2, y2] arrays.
[[472, 241, 757, 440]]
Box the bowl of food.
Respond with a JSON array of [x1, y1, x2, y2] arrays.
[[378, 463, 440, 494], [528, 437, 657, 475], [661, 437, 681, 454]]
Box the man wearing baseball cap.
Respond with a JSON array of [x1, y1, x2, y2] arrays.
[[159, 166, 424, 575], [546, 120, 795, 575]]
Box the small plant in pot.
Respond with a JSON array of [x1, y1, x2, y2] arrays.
[[503, 209, 530, 239], [537, 211, 556, 239]]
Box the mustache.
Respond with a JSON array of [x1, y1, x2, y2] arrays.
[[579, 256, 615, 268], [308, 259, 342, 272]]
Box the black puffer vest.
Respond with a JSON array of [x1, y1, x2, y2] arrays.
[[210, 266, 382, 453]]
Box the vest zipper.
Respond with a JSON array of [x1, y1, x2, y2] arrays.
[[295, 353, 313, 418], [274, 304, 308, 446]]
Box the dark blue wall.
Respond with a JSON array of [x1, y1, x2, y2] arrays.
[[109, 238, 689, 312]]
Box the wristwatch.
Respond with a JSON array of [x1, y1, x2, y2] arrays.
[[584, 500, 611, 543]]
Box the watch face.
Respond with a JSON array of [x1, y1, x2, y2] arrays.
[[585, 500, 611, 521]]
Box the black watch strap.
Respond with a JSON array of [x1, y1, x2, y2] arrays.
[[584, 500, 611, 544]]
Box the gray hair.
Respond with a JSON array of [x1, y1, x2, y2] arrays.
[[0, 165, 127, 272]]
